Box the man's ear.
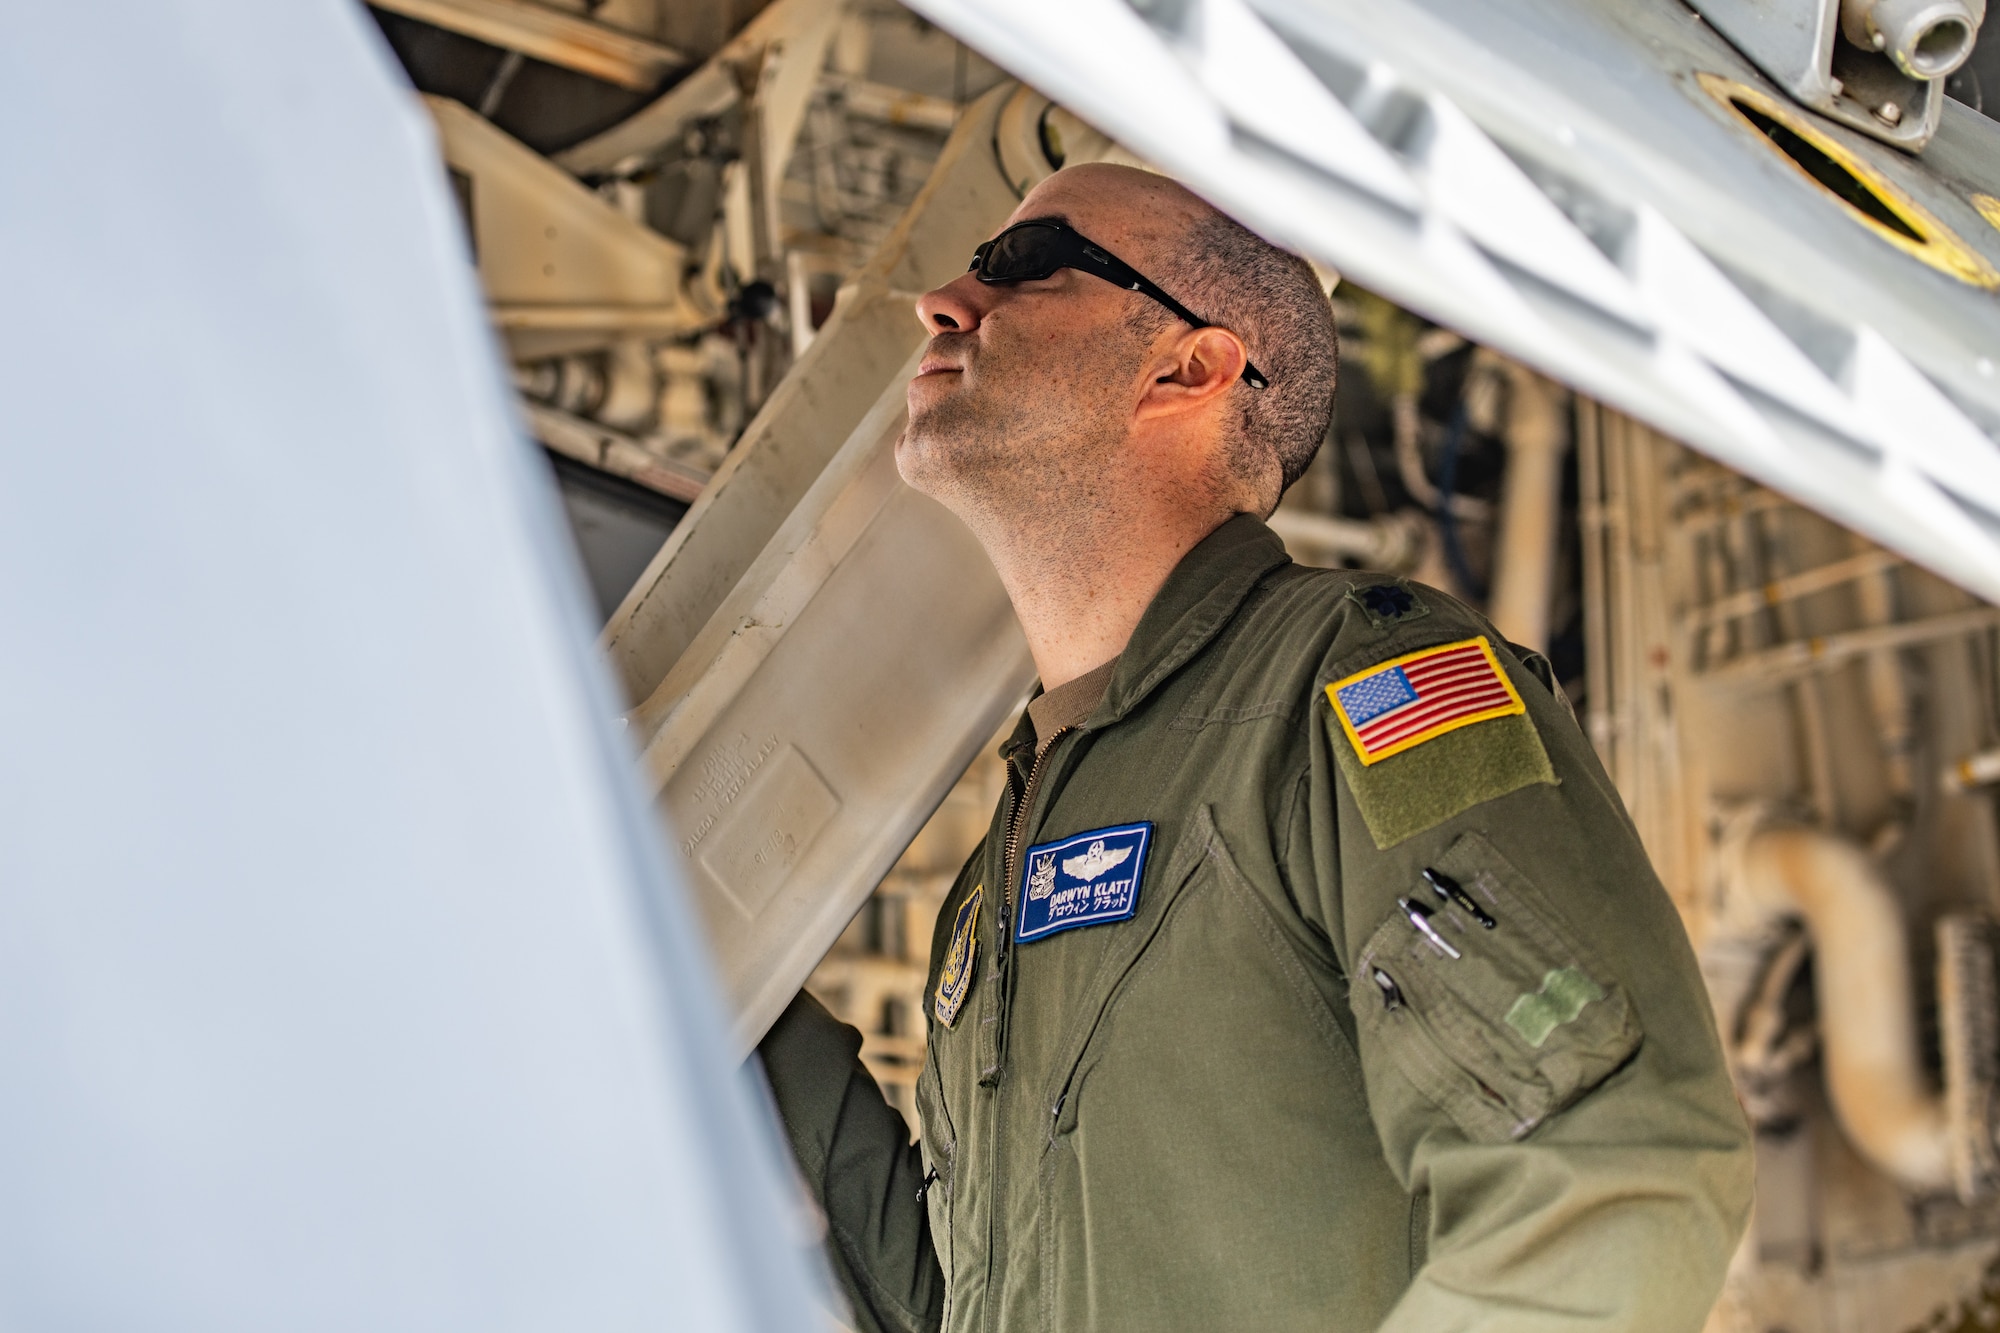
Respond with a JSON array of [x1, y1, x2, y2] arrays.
[[1134, 326, 1250, 421]]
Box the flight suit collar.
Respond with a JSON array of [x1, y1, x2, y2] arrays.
[[1095, 512, 1291, 726], [998, 513, 1291, 764]]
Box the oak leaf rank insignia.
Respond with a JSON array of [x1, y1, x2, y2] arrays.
[[1347, 580, 1430, 629]]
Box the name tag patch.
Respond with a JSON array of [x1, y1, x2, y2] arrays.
[[933, 884, 981, 1028], [1017, 822, 1152, 944]]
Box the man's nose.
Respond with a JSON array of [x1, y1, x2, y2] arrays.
[[915, 271, 986, 335]]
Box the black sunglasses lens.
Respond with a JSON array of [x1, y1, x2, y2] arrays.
[[978, 224, 1062, 282]]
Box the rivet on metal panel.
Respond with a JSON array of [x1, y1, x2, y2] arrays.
[[1697, 74, 1999, 289]]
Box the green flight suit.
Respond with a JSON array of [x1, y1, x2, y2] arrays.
[[759, 514, 1753, 1333]]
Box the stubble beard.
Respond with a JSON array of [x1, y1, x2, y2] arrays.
[[899, 331, 1135, 569]]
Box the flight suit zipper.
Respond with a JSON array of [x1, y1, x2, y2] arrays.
[[979, 724, 1074, 1090], [1001, 725, 1072, 964], [978, 723, 1076, 1330]]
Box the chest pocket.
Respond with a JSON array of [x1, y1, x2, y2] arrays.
[[1353, 831, 1641, 1143]]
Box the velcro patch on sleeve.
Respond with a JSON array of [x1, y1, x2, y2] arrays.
[[1323, 637, 1557, 847]]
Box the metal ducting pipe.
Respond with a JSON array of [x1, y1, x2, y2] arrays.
[[1486, 359, 1568, 654], [1266, 508, 1427, 572], [1840, 0, 1986, 80], [1731, 826, 1955, 1192]]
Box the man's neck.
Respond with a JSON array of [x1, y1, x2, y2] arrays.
[[975, 498, 1231, 690]]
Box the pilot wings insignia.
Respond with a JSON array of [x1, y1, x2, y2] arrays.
[[1027, 853, 1058, 901], [1062, 839, 1131, 882]]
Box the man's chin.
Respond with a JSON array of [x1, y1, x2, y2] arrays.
[[893, 425, 943, 495], [896, 419, 983, 503]]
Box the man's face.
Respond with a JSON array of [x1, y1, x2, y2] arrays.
[[897, 169, 1188, 523]]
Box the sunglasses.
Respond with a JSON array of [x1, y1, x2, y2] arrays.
[[968, 220, 1270, 390]]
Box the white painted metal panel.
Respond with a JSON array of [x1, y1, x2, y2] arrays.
[[628, 364, 1036, 1051], [593, 85, 1037, 1048], [905, 0, 2000, 603], [0, 4, 821, 1328]]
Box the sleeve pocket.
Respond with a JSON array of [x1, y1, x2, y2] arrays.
[[1351, 831, 1642, 1142]]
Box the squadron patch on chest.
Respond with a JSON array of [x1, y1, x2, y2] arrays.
[[933, 884, 981, 1028], [1328, 636, 1526, 765], [1017, 822, 1153, 944]]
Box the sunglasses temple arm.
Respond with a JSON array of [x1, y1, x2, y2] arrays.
[[1131, 276, 1270, 390]]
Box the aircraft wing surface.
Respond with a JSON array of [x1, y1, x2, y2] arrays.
[[906, 0, 2000, 601]]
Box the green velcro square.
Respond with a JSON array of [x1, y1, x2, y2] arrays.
[[1327, 708, 1557, 848], [1505, 967, 1607, 1048]]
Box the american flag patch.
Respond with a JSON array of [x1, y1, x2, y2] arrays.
[[1326, 636, 1526, 765]]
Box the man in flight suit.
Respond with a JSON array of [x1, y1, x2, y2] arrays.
[[757, 163, 1753, 1333]]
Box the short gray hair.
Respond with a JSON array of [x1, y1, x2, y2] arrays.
[[1136, 211, 1339, 494]]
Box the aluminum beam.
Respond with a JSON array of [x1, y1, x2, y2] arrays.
[[601, 81, 1024, 707], [556, 0, 836, 176], [425, 95, 708, 356], [627, 363, 1036, 1050], [599, 83, 1037, 1049], [528, 400, 711, 501], [372, 0, 686, 90]]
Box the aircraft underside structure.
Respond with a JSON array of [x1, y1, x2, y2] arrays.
[[372, 0, 2000, 1325]]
